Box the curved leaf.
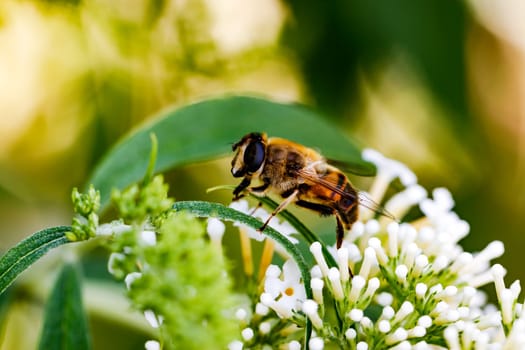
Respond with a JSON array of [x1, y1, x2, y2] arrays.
[[89, 95, 374, 209], [172, 200, 313, 346], [38, 263, 91, 350], [0, 226, 72, 295]]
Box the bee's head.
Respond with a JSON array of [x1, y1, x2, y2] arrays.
[[231, 132, 267, 177]]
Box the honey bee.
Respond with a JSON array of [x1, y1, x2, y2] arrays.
[[231, 132, 394, 249]]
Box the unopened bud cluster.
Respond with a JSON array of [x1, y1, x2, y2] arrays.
[[99, 174, 237, 349]]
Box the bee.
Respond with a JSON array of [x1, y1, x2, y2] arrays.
[[231, 132, 394, 249]]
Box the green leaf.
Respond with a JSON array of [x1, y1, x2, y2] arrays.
[[172, 200, 313, 346], [38, 263, 91, 350], [89, 95, 374, 210], [0, 226, 72, 296]]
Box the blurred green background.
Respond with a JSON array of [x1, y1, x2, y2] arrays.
[[1, 0, 524, 348]]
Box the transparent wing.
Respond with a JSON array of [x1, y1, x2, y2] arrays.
[[296, 168, 397, 221], [296, 168, 356, 198], [357, 191, 397, 221]]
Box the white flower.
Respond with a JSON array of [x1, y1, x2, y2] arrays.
[[311, 277, 324, 305], [302, 299, 324, 329], [241, 328, 254, 341], [139, 230, 157, 246], [259, 321, 271, 334], [310, 241, 330, 277], [96, 220, 131, 236], [206, 217, 225, 243], [309, 337, 324, 350], [235, 308, 248, 321], [124, 272, 142, 290], [107, 252, 125, 275], [144, 340, 160, 350], [288, 340, 301, 350], [361, 148, 416, 220], [144, 309, 163, 328], [255, 302, 269, 316], [260, 259, 305, 318], [228, 340, 244, 350]]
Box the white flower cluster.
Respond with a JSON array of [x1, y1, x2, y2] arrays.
[[220, 149, 525, 349]]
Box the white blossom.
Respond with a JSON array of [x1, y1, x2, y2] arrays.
[[206, 217, 225, 243], [96, 221, 131, 236], [310, 241, 330, 277], [228, 340, 244, 350], [348, 275, 366, 303], [288, 340, 301, 350], [308, 337, 324, 350], [107, 252, 125, 275], [302, 299, 324, 329], [144, 340, 160, 350], [144, 309, 163, 328], [261, 259, 305, 318], [235, 308, 248, 321], [124, 271, 142, 290], [259, 322, 271, 335], [311, 277, 324, 305], [139, 230, 157, 246], [241, 328, 254, 341], [328, 268, 344, 300]]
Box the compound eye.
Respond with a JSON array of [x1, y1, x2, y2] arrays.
[[244, 140, 265, 173]]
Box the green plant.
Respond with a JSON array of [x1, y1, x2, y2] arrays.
[[0, 96, 523, 349]]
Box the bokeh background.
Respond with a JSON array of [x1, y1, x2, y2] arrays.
[[1, 0, 525, 348]]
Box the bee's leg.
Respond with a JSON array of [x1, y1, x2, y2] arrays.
[[251, 179, 270, 194], [248, 201, 263, 216], [233, 177, 252, 200], [258, 189, 299, 232], [295, 200, 346, 247], [294, 200, 334, 216], [295, 200, 354, 278], [335, 213, 354, 278], [335, 214, 345, 249]]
